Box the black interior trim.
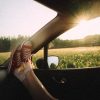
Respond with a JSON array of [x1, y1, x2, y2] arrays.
[[34, 67, 100, 99]]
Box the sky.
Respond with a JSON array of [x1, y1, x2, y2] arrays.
[[0, 0, 57, 37], [0, 0, 100, 40], [59, 17, 100, 40]]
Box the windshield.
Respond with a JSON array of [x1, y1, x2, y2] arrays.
[[0, 0, 57, 65]]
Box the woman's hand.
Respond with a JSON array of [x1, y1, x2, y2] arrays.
[[14, 58, 34, 81]]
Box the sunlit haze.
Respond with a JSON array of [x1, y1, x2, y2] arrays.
[[59, 17, 100, 40]]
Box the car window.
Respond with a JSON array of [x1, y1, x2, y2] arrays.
[[0, 0, 57, 65], [48, 17, 100, 69], [30, 1, 100, 69], [32, 17, 100, 69]]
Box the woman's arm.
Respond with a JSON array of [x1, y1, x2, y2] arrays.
[[14, 59, 57, 100]]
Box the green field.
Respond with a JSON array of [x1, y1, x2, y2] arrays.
[[0, 47, 100, 69], [34, 46, 100, 69]]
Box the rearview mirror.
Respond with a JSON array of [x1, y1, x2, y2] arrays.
[[47, 56, 59, 69]]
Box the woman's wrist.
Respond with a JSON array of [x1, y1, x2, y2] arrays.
[[14, 68, 25, 81], [14, 62, 33, 82]]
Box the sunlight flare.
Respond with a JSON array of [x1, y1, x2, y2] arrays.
[[78, 19, 88, 26], [59, 17, 100, 40]]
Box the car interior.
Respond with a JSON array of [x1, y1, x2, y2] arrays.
[[0, 0, 100, 100]]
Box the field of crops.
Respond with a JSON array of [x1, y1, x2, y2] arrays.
[[0, 46, 100, 69], [34, 46, 100, 69]]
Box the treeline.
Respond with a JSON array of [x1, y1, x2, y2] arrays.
[[51, 34, 100, 48], [0, 35, 29, 52], [0, 34, 100, 52]]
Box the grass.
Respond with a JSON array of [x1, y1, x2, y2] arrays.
[[0, 47, 100, 69]]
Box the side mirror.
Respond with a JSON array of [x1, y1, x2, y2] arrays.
[[47, 56, 59, 69]]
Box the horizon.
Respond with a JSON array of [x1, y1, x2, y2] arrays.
[[0, 33, 100, 41]]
